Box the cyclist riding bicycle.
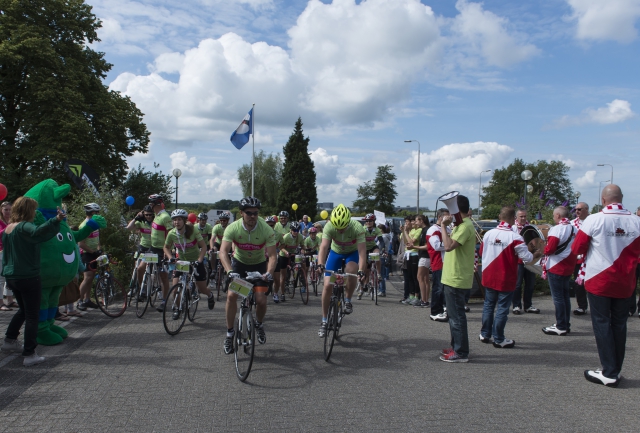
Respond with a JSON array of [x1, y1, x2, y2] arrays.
[[357, 213, 382, 300], [195, 212, 213, 248], [77, 203, 102, 311], [219, 197, 276, 355], [274, 211, 291, 236], [209, 211, 231, 275], [303, 226, 321, 273], [275, 221, 303, 302], [126, 204, 155, 288], [163, 209, 215, 310], [148, 194, 173, 312], [265, 216, 283, 301], [317, 204, 366, 337]]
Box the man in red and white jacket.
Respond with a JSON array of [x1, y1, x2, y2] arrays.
[[511, 209, 539, 314], [541, 207, 577, 336], [479, 207, 541, 348], [571, 185, 640, 387], [427, 208, 450, 322], [571, 203, 590, 315]]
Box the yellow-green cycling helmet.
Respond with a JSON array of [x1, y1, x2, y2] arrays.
[[330, 204, 351, 229]]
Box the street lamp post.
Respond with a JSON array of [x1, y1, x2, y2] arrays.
[[172, 168, 182, 209], [597, 164, 613, 183], [404, 140, 421, 215], [574, 191, 581, 208], [598, 180, 610, 211], [521, 169, 533, 209], [479, 169, 491, 215]]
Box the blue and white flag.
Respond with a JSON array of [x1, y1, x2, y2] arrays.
[[230, 108, 253, 150]]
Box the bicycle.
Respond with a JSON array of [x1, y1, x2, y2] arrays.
[[307, 254, 320, 296], [162, 261, 201, 336], [323, 268, 358, 362], [228, 271, 265, 382], [132, 253, 165, 318], [91, 254, 127, 318], [289, 254, 309, 305], [211, 251, 231, 301], [356, 252, 380, 306]]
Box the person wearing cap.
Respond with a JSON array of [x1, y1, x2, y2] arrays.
[[148, 194, 173, 312], [76, 203, 102, 311]]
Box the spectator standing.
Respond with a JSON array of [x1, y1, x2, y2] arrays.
[[76, 203, 102, 311], [428, 208, 450, 322], [377, 224, 391, 297], [404, 216, 421, 305], [300, 215, 314, 232], [1, 201, 17, 311], [571, 202, 590, 315], [1, 197, 65, 366], [572, 185, 640, 387], [439, 195, 475, 363], [412, 215, 431, 308], [512, 209, 540, 314]]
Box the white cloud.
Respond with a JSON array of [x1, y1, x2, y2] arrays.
[[575, 170, 597, 187], [451, 0, 541, 68], [402, 141, 514, 182], [567, 0, 640, 43], [551, 99, 635, 128], [170, 151, 223, 177], [310, 148, 341, 184]]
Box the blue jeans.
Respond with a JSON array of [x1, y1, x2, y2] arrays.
[[548, 272, 571, 331], [481, 288, 514, 344], [513, 264, 535, 309], [444, 285, 469, 358], [380, 256, 389, 280], [430, 270, 445, 315], [588, 292, 630, 378]]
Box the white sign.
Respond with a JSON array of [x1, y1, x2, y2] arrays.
[[374, 210, 386, 226]]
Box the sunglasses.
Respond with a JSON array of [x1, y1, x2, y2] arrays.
[[144, 213, 154, 217], [244, 211, 259, 217], [575, 208, 587, 211]]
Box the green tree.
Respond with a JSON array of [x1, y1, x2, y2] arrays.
[[372, 165, 397, 215], [0, 0, 150, 199], [238, 150, 283, 216], [122, 163, 173, 212], [275, 118, 318, 219], [481, 158, 574, 211], [352, 181, 375, 213], [212, 199, 237, 210]]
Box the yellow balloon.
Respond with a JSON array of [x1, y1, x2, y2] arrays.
[[292, 203, 298, 211], [320, 210, 329, 219]]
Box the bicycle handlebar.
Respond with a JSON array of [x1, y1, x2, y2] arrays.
[[323, 269, 359, 278]]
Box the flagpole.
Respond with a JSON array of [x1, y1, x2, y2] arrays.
[[251, 103, 255, 197]]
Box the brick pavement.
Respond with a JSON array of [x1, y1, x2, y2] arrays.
[[0, 277, 639, 432]]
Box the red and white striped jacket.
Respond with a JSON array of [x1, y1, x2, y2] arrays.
[[512, 220, 529, 264], [571, 217, 586, 264], [544, 218, 576, 276], [427, 224, 446, 271], [571, 203, 640, 298], [480, 222, 533, 292]]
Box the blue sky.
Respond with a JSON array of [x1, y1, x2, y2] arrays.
[[91, 0, 640, 211]]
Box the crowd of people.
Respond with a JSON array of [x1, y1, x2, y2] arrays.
[[2, 185, 640, 388]]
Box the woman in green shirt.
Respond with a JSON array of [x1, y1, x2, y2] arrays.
[[1, 197, 65, 366]]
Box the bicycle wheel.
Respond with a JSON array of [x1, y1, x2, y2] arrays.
[[234, 305, 256, 382], [310, 267, 318, 296], [148, 268, 161, 308], [187, 284, 199, 322], [135, 275, 150, 318], [163, 283, 187, 336], [289, 268, 296, 299], [298, 270, 309, 305], [94, 276, 127, 318], [371, 270, 378, 306], [215, 268, 222, 300], [324, 299, 338, 361]]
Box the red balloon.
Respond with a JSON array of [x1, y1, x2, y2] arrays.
[[0, 184, 6, 201], [188, 213, 197, 223]]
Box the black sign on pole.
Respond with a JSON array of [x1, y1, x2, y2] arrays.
[[63, 159, 101, 196]]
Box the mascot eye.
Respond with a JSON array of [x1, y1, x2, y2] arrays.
[[56, 233, 64, 241], [67, 233, 73, 241]]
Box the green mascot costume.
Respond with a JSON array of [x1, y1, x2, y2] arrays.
[[25, 179, 107, 345]]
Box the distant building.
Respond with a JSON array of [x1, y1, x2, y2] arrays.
[[207, 209, 235, 223], [317, 202, 334, 211]]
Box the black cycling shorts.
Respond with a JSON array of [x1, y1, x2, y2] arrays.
[[231, 259, 270, 294], [173, 260, 207, 282], [149, 247, 168, 272], [137, 245, 150, 254], [81, 251, 101, 271], [277, 255, 290, 270]]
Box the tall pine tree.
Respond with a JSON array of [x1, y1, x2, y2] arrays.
[[276, 118, 318, 220]]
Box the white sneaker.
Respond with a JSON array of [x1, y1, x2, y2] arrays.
[[430, 312, 448, 322], [584, 369, 620, 387], [513, 306, 522, 315], [23, 352, 45, 367], [493, 338, 515, 348], [1, 338, 23, 353], [542, 325, 567, 336]]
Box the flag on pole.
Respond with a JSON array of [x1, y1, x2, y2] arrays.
[[230, 108, 253, 149]]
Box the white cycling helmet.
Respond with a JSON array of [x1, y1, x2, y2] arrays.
[[171, 209, 189, 219], [84, 203, 100, 213]]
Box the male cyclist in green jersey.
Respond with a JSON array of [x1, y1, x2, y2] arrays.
[[209, 212, 230, 276], [357, 213, 383, 300], [148, 194, 173, 312], [274, 210, 290, 236], [195, 212, 213, 247], [219, 197, 276, 355], [317, 204, 366, 337], [265, 215, 283, 302], [276, 221, 303, 302], [77, 203, 102, 310], [126, 205, 154, 288], [302, 226, 321, 277], [164, 209, 215, 310]]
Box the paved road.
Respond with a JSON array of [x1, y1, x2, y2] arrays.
[[1, 277, 639, 432]]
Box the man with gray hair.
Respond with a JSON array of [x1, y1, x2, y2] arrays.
[[542, 206, 577, 336], [571, 202, 590, 315]]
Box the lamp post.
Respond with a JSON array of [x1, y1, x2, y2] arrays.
[[598, 180, 610, 212], [597, 164, 613, 183], [521, 169, 533, 208], [574, 191, 581, 208], [404, 140, 421, 215], [172, 168, 182, 209], [478, 169, 491, 214]]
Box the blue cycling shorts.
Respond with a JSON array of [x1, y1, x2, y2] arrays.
[[325, 249, 359, 276]]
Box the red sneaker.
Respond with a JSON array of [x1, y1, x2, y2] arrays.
[[441, 347, 454, 356], [439, 351, 469, 363]]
